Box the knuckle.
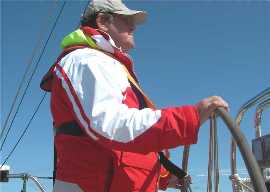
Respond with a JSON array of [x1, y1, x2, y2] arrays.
[[212, 96, 219, 99]]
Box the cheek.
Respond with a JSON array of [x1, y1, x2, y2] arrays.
[[122, 33, 133, 40], [116, 32, 134, 45], [121, 33, 134, 47]]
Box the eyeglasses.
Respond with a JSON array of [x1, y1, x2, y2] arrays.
[[113, 14, 135, 26]]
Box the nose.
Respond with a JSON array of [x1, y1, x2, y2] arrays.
[[129, 23, 136, 32], [125, 16, 136, 32]]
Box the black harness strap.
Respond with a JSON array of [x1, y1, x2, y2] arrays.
[[158, 152, 187, 179], [55, 121, 85, 136]]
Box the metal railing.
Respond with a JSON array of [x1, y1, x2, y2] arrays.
[[255, 98, 270, 138], [7, 173, 51, 192], [230, 87, 270, 192]]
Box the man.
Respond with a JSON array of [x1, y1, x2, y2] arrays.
[[40, 0, 229, 191]]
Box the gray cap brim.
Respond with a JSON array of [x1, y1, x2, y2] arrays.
[[114, 10, 147, 25]]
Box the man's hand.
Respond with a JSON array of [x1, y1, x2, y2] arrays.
[[195, 96, 229, 125]]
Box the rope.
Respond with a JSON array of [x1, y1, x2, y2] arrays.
[[1, 93, 47, 168], [213, 114, 220, 192], [182, 146, 190, 172], [230, 174, 254, 192], [207, 117, 214, 192], [0, 1, 66, 152], [207, 114, 220, 192]]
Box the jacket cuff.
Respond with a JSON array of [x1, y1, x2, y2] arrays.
[[181, 105, 200, 144]]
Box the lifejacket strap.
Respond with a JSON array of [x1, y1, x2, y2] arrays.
[[158, 151, 187, 179]]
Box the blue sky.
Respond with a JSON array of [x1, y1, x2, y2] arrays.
[[1, 1, 269, 192]]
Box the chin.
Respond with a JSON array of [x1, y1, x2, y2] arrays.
[[121, 43, 134, 53], [127, 41, 135, 49]]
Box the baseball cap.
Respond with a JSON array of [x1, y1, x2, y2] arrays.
[[82, 0, 147, 25]]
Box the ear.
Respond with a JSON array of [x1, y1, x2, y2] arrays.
[[96, 13, 110, 32]]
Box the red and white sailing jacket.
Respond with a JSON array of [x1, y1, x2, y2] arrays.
[[51, 47, 200, 152], [41, 39, 201, 191]]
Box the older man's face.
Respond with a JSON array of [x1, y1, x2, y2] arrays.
[[107, 14, 136, 52]]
